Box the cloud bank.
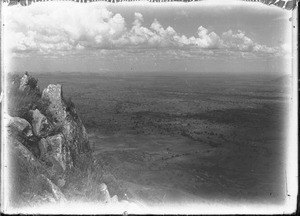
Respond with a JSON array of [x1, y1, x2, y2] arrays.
[[4, 2, 282, 58]]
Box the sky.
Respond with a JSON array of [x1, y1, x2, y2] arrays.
[[3, 0, 293, 74]]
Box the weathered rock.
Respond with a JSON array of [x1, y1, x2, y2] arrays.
[[19, 73, 30, 91], [42, 84, 93, 171], [98, 183, 111, 203], [26, 176, 67, 206], [7, 135, 43, 206], [8, 134, 67, 205], [57, 178, 66, 188], [30, 109, 50, 137], [62, 119, 92, 170], [39, 138, 48, 158], [37, 174, 67, 202], [6, 114, 41, 159], [39, 134, 73, 180], [7, 116, 33, 138], [18, 72, 39, 92], [30, 192, 57, 205], [46, 134, 66, 171], [9, 135, 42, 172], [110, 195, 119, 203], [7, 73, 95, 206], [42, 84, 67, 123]]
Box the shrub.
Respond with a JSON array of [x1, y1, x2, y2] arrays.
[[8, 90, 39, 122], [63, 97, 79, 121], [26, 76, 39, 91], [64, 97, 75, 110], [7, 73, 54, 124]]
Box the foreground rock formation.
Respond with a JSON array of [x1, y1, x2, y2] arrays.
[[5, 72, 94, 206]]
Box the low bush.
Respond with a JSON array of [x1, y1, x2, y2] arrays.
[[7, 73, 55, 124], [63, 96, 79, 121]]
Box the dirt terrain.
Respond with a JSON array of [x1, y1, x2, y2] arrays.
[[34, 72, 290, 205]]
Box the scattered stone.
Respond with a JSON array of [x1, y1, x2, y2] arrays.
[[110, 195, 119, 203], [30, 191, 57, 205], [41, 191, 57, 203]]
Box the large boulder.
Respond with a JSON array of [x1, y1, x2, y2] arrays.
[[7, 133, 66, 206], [39, 134, 73, 182], [9, 134, 42, 172], [62, 118, 92, 170], [6, 115, 40, 158], [7, 135, 42, 206], [42, 84, 93, 171], [42, 84, 67, 123], [30, 109, 50, 137], [7, 116, 33, 138]]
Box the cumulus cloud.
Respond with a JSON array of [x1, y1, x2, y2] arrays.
[[4, 2, 282, 58], [221, 30, 279, 53]]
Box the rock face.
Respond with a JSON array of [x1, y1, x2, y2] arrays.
[[6, 72, 94, 206], [30, 109, 50, 137], [7, 116, 34, 138], [7, 128, 66, 207], [42, 84, 67, 123], [39, 133, 73, 180], [8, 133, 42, 172], [42, 83, 92, 170], [7, 116, 41, 157]]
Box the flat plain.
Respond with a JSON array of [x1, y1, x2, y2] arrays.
[[34, 72, 290, 205]]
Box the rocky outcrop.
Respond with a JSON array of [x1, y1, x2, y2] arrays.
[[8, 132, 42, 172], [7, 116, 41, 157], [6, 72, 94, 206], [7, 132, 66, 207], [42, 84, 67, 123], [30, 109, 50, 137], [7, 116, 34, 139], [18, 72, 40, 93], [42, 84, 92, 170], [39, 133, 73, 181]]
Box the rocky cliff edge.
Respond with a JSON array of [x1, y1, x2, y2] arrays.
[[5, 72, 96, 206]]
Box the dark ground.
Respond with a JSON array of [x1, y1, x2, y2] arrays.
[[33, 72, 290, 205]]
